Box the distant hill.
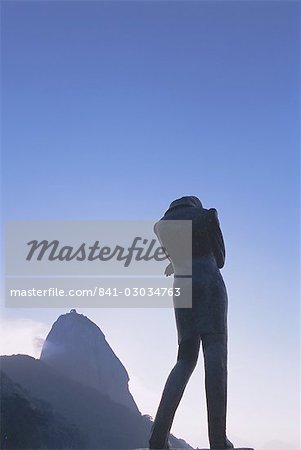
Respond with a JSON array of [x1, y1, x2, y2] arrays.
[[1, 371, 86, 449], [0, 310, 194, 449], [40, 309, 139, 413]]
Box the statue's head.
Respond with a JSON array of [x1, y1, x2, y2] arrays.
[[166, 196, 202, 213]]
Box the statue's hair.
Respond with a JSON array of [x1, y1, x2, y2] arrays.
[[165, 196, 202, 214]]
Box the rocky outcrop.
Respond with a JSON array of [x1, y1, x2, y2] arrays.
[[40, 309, 138, 412], [1, 311, 193, 449]]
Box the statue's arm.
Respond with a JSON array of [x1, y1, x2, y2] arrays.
[[154, 222, 174, 276], [208, 208, 226, 269], [164, 262, 174, 277]]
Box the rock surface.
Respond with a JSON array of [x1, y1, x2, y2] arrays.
[[40, 309, 138, 412]]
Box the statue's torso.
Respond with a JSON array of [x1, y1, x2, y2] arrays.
[[154, 205, 228, 343]]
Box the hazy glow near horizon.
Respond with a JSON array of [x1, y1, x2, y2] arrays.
[[1, 1, 300, 450]]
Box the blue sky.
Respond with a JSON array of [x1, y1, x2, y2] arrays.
[[1, 1, 300, 449]]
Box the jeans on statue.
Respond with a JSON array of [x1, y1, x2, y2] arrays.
[[149, 334, 233, 450]]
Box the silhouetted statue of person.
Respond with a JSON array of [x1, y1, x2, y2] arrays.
[[149, 196, 234, 450]]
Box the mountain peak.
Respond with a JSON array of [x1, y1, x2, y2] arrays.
[[47, 309, 106, 339], [40, 310, 139, 412]]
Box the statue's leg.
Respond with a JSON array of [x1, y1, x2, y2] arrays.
[[202, 333, 234, 449], [149, 335, 201, 449]]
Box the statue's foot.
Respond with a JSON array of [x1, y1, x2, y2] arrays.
[[149, 444, 170, 449], [149, 438, 171, 449], [211, 437, 234, 449], [225, 437, 234, 448]]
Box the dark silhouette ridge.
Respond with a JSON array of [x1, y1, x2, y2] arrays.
[[0, 310, 193, 449], [1, 370, 86, 449]]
